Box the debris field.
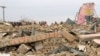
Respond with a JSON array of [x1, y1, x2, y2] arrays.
[[0, 21, 100, 56]]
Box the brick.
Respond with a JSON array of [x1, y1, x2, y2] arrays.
[[18, 38, 23, 44], [37, 34, 42, 41], [24, 37, 29, 43], [40, 34, 46, 40], [32, 36, 37, 42]]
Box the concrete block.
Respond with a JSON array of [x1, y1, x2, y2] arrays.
[[35, 42, 43, 51], [17, 44, 31, 54], [62, 31, 76, 42]]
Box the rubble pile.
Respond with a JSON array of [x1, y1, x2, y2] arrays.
[[0, 21, 100, 56]]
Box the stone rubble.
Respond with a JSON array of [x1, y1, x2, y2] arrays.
[[0, 21, 100, 56]]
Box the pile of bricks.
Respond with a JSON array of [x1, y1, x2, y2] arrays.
[[0, 21, 100, 56]]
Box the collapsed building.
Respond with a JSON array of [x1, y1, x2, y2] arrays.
[[0, 2, 100, 56]]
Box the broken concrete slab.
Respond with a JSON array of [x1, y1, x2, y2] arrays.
[[0, 31, 61, 48], [17, 44, 31, 54], [35, 42, 43, 51], [78, 33, 100, 40], [0, 30, 79, 48], [93, 39, 100, 44], [61, 30, 77, 42]]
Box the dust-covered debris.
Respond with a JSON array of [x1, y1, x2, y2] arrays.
[[0, 17, 100, 56]]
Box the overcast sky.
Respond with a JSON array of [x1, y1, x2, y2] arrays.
[[0, 0, 100, 24]]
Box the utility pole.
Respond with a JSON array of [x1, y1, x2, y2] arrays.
[[0, 6, 6, 22]]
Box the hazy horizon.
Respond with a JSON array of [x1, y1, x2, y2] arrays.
[[0, 0, 100, 24]]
